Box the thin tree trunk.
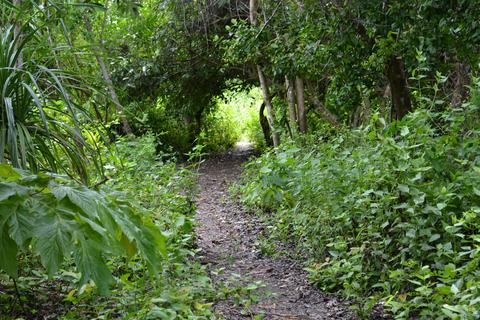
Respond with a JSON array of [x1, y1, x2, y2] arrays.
[[305, 81, 341, 128], [386, 55, 412, 120], [308, 93, 341, 127], [295, 77, 307, 134], [451, 62, 470, 108], [351, 104, 361, 128], [379, 84, 390, 120], [360, 93, 371, 125], [83, 15, 132, 134], [285, 76, 297, 132], [250, 0, 279, 147], [256, 66, 280, 147], [13, 0, 23, 68], [350, 87, 372, 128], [285, 117, 294, 139], [259, 103, 273, 146], [249, 0, 257, 24]]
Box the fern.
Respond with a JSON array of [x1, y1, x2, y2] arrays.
[[0, 164, 166, 294]]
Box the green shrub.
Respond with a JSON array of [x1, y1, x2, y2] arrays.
[[140, 101, 193, 154], [0, 163, 166, 294], [0, 134, 215, 318], [243, 107, 267, 149], [126, 88, 263, 154], [237, 105, 480, 319], [95, 134, 215, 318], [198, 102, 240, 152]]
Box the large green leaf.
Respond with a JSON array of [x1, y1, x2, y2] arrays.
[[33, 204, 73, 276], [0, 182, 27, 201], [72, 234, 114, 295], [8, 205, 33, 246], [0, 224, 18, 278], [0, 165, 167, 291], [110, 204, 166, 271], [64, 186, 101, 217], [0, 164, 21, 180]]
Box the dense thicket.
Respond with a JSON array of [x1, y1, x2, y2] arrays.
[[0, 2, 218, 318], [238, 99, 480, 318], [98, 0, 480, 152]]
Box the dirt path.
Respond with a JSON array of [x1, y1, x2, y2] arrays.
[[195, 144, 357, 320]]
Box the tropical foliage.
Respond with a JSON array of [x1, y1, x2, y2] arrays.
[[0, 163, 166, 293], [237, 90, 480, 318], [0, 24, 97, 182], [1, 0, 480, 318]]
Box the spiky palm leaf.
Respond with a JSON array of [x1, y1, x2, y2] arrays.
[[0, 24, 98, 183]]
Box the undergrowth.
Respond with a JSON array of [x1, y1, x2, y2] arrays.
[[237, 104, 480, 319], [0, 134, 216, 319]]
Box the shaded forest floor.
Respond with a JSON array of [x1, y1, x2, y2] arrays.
[[195, 143, 357, 319]]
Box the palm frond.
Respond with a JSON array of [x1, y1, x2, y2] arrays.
[[0, 22, 101, 184]]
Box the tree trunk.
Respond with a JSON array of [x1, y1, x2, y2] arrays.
[[386, 55, 412, 120], [285, 76, 297, 132], [83, 15, 132, 134], [362, 95, 371, 125], [305, 81, 341, 128], [378, 84, 390, 120], [308, 93, 341, 128], [13, 0, 23, 68], [259, 103, 273, 147], [295, 77, 307, 134], [451, 62, 470, 108], [351, 104, 362, 128], [256, 66, 280, 147], [249, 0, 257, 25], [43, 1, 61, 69], [250, 0, 279, 147]]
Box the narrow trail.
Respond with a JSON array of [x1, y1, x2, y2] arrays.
[[195, 143, 356, 320]]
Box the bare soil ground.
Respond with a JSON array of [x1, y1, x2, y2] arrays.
[[195, 144, 358, 320]]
